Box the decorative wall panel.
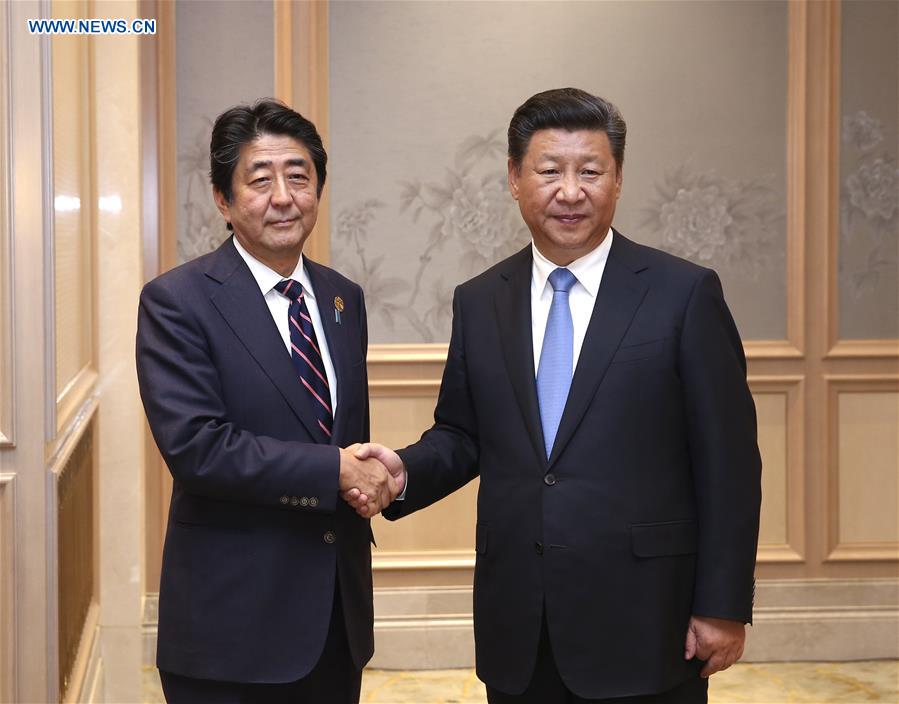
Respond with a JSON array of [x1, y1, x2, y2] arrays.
[[330, 0, 789, 343], [829, 378, 899, 561], [751, 377, 804, 563], [836, 391, 899, 545], [56, 423, 95, 699], [838, 0, 898, 340], [51, 0, 94, 421], [755, 393, 788, 546]]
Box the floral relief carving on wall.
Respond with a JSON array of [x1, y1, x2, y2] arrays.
[[840, 110, 898, 300], [642, 166, 785, 281], [179, 122, 228, 264], [333, 132, 530, 342]]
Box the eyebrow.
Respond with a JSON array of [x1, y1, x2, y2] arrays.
[[246, 157, 309, 172], [537, 153, 603, 162]]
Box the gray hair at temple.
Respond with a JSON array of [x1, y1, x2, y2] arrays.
[[507, 88, 627, 172]]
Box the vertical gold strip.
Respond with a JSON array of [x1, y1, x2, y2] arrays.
[[291, 0, 330, 265], [274, 0, 292, 105], [786, 0, 807, 357]]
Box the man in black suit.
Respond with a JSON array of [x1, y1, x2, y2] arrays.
[[351, 88, 761, 703], [137, 100, 401, 703]]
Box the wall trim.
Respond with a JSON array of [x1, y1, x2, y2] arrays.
[[143, 579, 899, 668], [373, 549, 475, 572], [827, 340, 899, 359]]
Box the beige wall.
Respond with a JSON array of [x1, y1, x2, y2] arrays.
[[329, 0, 789, 344]]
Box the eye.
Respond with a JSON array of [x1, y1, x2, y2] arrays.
[[288, 172, 309, 183], [582, 169, 599, 176], [539, 168, 559, 176], [251, 176, 270, 186]]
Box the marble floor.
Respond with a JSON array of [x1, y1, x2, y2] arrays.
[[144, 661, 899, 703]]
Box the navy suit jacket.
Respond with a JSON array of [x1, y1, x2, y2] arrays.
[[385, 232, 762, 699], [136, 237, 373, 683]]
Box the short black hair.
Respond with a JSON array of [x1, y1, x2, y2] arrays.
[[508, 88, 626, 172], [209, 98, 327, 207]]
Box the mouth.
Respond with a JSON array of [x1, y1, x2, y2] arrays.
[[269, 217, 299, 228], [553, 214, 586, 225]]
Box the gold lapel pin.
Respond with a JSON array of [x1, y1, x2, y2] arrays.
[[334, 296, 344, 323]]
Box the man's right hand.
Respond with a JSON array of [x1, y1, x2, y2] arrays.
[[338, 447, 398, 516], [342, 443, 406, 517]]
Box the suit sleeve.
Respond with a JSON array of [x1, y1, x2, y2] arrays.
[[385, 287, 480, 519], [679, 270, 761, 624], [135, 277, 341, 512]]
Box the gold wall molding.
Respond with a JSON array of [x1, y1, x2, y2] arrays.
[[0, 473, 16, 702], [373, 549, 475, 572], [281, 0, 330, 265], [825, 375, 899, 563], [827, 340, 899, 359]]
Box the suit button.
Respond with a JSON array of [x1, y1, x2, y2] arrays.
[[535, 541, 544, 555], [309, 497, 319, 507], [323, 531, 336, 544], [299, 497, 309, 507], [544, 473, 556, 486], [290, 496, 300, 506], [279, 496, 289, 505]]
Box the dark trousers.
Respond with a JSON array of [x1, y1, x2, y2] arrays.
[[486, 614, 708, 704], [159, 585, 362, 704]]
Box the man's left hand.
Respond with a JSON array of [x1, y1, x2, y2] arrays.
[[684, 615, 745, 677]]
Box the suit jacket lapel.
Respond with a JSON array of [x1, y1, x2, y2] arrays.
[[204, 240, 325, 442], [494, 247, 548, 468], [548, 233, 649, 468], [305, 259, 352, 446]]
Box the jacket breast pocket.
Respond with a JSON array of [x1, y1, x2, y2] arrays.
[[631, 519, 697, 557], [611, 338, 666, 364]]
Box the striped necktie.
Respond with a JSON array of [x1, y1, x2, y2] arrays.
[[274, 279, 333, 440]]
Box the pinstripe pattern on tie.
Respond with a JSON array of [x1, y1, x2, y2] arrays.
[[274, 279, 333, 439]]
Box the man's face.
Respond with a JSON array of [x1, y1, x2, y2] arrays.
[[213, 133, 319, 274], [508, 128, 622, 266]]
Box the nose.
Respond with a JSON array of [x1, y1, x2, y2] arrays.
[[555, 172, 584, 203], [271, 175, 291, 207]]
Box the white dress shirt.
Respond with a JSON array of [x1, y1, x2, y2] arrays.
[[233, 237, 338, 415], [531, 229, 613, 376]]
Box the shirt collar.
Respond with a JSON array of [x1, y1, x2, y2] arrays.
[[531, 228, 613, 298], [232, 237, 316, 301]]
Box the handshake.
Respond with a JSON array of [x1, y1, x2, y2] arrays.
[[338, 443, 406, 518]]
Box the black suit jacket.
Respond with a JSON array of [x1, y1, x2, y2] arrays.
[[385, 232, 761, 699], [136, 238, 373, 683]]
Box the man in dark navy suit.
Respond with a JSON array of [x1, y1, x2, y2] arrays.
[[137, 100, 401, 703], [352, 89, 762, 703]]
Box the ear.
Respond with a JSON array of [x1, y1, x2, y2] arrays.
[[507, 158, 520, 200], [614, 164, 623, 200], [212, 187, 231, 223]]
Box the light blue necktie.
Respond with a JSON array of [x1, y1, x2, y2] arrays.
[[536, 267, 577, 458]]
